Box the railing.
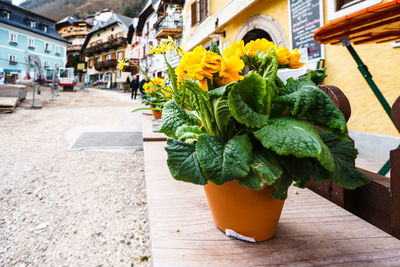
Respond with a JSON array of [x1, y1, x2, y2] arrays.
[[84, 37, 127, 56], [67, 44, 82, 52], [154, 16, 183, 39], [94, 59, 118, 71]]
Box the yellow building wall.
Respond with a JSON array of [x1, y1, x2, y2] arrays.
[[184, 0, 400, 136]]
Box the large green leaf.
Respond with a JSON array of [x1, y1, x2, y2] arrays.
[[228, 74, 269, 128], [276, 81, 347, 136], [165, 138, 207, 185], [175, 125, 204, 141], [213, 96, 236, 138], [159, 100, 198, 137], [237, 150, 283, 190], [298, 68, 327, 85], [321, 132, 369, 189], [196, 134, 252, 185], [253, 117, 335, 171]]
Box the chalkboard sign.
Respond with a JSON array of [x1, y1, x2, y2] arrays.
[[289, 0, 324, 62]]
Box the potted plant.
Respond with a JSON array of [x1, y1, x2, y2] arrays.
[[124, 38, 369, 242], [140, 77, 172, 119]]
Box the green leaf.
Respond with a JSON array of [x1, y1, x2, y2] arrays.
[[271, 172, 292, 200], [159, 100, 198, 137], [164, 54, 178, 98], [228, 74, 269, 128], [208, 41, 221, 55], [276, 81, 348, 136], [208, 82, 237, 97], [236, 150, 283, 190], [213, 96, 236, 138], [321, 132, 369, 189], [165, 138, 207, 185], [196, 134, 252, 185], [298, 68, 327, 85], [253, 117, 335, 171], [260, 49, 279, 82], [175, 125, 204, 141]]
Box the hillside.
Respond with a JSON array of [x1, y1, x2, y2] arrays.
[[19, 0, 146, 21]]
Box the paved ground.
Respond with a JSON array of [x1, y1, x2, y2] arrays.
[[0, 87, 151, 266]]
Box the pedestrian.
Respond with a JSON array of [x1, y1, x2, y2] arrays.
[[139, 76, 148, 96], [130, 75, 139, 100]]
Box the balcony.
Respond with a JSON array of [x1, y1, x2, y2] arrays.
[[122, 59, 139, 73], [94, 59, 118, 71], [154, 16, 183, 39], [61, 29, 90, 38], [67, 44, 82, 52], [84, 37, 127, 56]]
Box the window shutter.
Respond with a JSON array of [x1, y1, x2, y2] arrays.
[[191, 2, 197, 26], [121, 51, 125, 59], [112, 52, 116, 59], [102, 55, 106, 61]]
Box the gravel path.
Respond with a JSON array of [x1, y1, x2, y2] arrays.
[[0, 87, 151, 266]]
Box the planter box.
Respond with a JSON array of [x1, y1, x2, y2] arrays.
[[0, 84, 27, 101]]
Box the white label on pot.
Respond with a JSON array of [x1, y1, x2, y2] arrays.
[[225, 229, 256, 243]]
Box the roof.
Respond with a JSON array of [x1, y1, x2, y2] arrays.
[[55, 16, 93, 31], [127, 17, 139, 43], [314, 0, 400, 45], [137, 0, 156, 35], [82, 12, 134, 49], [0, 0, 69, 43]]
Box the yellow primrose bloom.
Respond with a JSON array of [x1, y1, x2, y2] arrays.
[[222, 40, 245, 58], [143, 81, 153, 93], [289, 48, 305, 69], [201, 51, 222, 79], [198, 79, 208, 91], [152, 77, 166, 88], [176, 45, 206, 81], [244, 38, 275, 56], [168, 36, 174, 44], [117, 59, 128, 70], [276, 46, 290, 66], [218, 55, 244, 85]]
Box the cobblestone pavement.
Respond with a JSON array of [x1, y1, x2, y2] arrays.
[[0, 87, 151, 266]]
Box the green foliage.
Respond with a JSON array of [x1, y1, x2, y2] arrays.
[[160, 46, 369, 200]]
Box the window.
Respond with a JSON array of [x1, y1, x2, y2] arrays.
[[191, 2, 197, 26], [54, 63, 59, 69], [9, 32, 17, 44], [199, 0, 208, 23], [106, 53, 112, 60], [55, 46, 61, 55], [44, 42, 51, 52], [117, 51, 124, 60], [327, 0, 381, 21], [26, 19, 35, 28], [41, 25, 48, 32], [111, 27, 114, 31], [117, 70, 121, 78], [9, 55, 16, 64], [1, 10, 10, 19], [28, 37, 35, 48], [44, 61, 49, 68], [116, 32, 122, 38]]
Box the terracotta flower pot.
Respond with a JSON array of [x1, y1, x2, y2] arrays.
[[150, 105, 162, 119], [204, 180, 285, 242]]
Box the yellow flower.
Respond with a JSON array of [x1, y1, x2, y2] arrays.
[[176, 45, 206, 81], [200, 51, 222, 79], [143, 81, 153, 93], [244, 38, 275, 56], [152, 77, 166, 88], [276, 46, 290, 66], [117, 59, 128, 70], [289, 48, 305, 69], [168, 36, 174, 44], [222, 40, 245, 58], [198, 79, 208, 91], [218, 55, 244, 86]]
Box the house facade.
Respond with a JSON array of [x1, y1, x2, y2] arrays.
[[82, 11, 133, 89], [0, 0, 68, 83], [182, 0, 399, 137], [55, 16, 92, 82], [136, 0, 184, 79]]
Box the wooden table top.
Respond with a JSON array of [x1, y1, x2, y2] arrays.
[[143, 141, 400, 266]]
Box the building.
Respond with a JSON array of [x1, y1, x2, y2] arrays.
[[0, 0, 68, 83], [82, 11, 133, 89], [135, 0, 184, 79], [182, 0, 399, 138], [55, 16, 92, 83]]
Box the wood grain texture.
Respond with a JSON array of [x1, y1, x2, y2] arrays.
[[143, 141, 400, 266]]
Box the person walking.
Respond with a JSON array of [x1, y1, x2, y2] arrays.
[[139, 76, 148, 96], [130, 75, 139, 100]]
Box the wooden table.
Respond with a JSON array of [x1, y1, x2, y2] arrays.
[[143, 141, 400, 266]]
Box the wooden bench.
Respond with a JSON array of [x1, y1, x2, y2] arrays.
[[307, 85, 400, 239], [142, 112, 400, 266]]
